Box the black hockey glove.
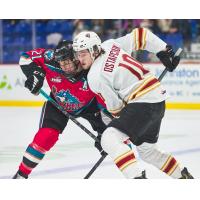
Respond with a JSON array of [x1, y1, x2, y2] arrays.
[[25, 67, 45, 95], [156, 45, 180, 72], [95, 134, 106, 156]]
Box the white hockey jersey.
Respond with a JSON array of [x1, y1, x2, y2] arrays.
[[88, 28, 169, 115]]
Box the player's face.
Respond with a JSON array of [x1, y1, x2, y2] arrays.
[[75, 50, 93, 70], [59, 59, 77, 74]]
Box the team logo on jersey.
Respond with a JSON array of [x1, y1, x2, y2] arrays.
[[51, 77, 62, 83], [53, 88, 84, 111]]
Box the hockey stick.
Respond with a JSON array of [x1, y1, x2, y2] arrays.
[[158, 48, 183, 81], [39, 89, 107, 177]]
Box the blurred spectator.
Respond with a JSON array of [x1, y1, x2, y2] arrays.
[[91, 19, 104, 39], [103, 19, 118, 40], [72, 19, 89, 39], [140, 19, 154, 30], [46, 33, 63, 47], [156, 19, 173, 33], [122, 19, 154, 34], [122, 19, 133, 35], [1, 19, 200, 63]]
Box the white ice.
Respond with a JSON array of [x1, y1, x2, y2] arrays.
[[0, 107, 200, 179]]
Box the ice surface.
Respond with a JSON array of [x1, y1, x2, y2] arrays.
[[0, 107, 199, 179]]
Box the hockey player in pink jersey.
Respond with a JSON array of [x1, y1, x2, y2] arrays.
[[13, 40, 110, 179], [73, 28, 194, 179]]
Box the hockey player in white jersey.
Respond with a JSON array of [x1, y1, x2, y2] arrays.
[[73, 28, 194, 179]]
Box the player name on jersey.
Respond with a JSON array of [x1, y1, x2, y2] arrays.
[[104, 45, 120, 72]]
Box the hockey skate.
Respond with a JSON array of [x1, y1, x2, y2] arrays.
[[179, 167, 194, 179], [134, 171, 147, 179], [12, 171, 28, 179]]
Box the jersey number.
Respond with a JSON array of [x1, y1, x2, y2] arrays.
[[118, 54, 149, 80], [31, 50, 42, 60]]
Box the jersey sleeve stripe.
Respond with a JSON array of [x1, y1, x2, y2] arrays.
[[133, 28, 147, 50], [135, 81, 161, 99], [127, 76, 160, 101], [141, 28, 147, 49], [138, 28, 143, 49], [139, 77, 159, 92], [128, 75, 155, 98], [133, 29, 137, 50]]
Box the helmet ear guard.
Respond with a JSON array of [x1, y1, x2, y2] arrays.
[[92, 44, 101, 56]]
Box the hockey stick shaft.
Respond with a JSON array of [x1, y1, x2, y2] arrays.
[[158, 48, 183, 81], [158, 68, 168, 81], [84, 153, 107, 179]]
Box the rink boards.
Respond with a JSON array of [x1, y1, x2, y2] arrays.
[[0, 63, 200, 109]]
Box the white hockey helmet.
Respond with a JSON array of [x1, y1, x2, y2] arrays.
[[73, 31, 102, 60]]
